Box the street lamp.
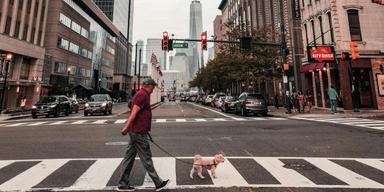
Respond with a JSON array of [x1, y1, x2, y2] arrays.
[[0, 53, 13, 113], [67, 67, 71, 96], [98, 78, 101, 93]]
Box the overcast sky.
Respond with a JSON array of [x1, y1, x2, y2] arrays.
[[132, 0, 222, 48]]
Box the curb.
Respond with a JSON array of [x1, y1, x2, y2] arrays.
[[3, 114, 32, 121]]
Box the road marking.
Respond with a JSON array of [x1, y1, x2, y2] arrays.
[[92, 120, 108, 124], [27, 122, 48, 126], [49, 121, 67, 125], [6, 122, 27, 127], [114, 119, 126, 124], [175, 119, 187, 122], [66, 159, 121, 190], [189, 103, 238, 120], [154, 157, 177, 188], [0, 160, 13, 169], [210, 159, 248, 187], [254, 157, 316, 187], [251, 118, 267, 120], [213, 118, 227, 121], [156, 119, 167, 123], [292, 117, 384, 131], [305, 158, 383, 188], [269, 117, 286, 120], [194, 118, 207, 122], [357, 159, 384, 172], [71, 120, 88, 124], [0, 159, 68, 191], [232, 117, 247, 121]]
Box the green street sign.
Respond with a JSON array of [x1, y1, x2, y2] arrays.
[[173, 42, 188, 48]]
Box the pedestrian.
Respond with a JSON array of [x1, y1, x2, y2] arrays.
[[119, 78, 170, 192], [297, 91, 305, 113], [20, 97, 27, 114], [274, 94, 279, 109], [305, 89, 313, 113], [327, 85, 339, 114], [352, 88, 360, 112]]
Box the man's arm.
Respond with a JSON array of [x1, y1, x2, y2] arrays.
[[121, 105, 141, 135]]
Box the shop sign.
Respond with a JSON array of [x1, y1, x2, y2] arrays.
[[308, 46, 335, 63]]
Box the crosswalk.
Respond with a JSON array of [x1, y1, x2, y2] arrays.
[[291, 115, 384, 131], [0, 157, 383, 191], [0, 117, 287, 127]]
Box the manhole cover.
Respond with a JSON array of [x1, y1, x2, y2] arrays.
[[105, 141, 128, 146], [283, 163, 315, 170]]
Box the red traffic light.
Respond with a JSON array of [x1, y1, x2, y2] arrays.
[[162, 31, 169, 51], [201, 31, 207, 50], [163, 32, 169, 38]]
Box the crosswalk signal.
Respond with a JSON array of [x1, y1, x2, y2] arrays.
[[201, 31, 207, 51], [162, 31, 169, 51], [350, 42, 360, 60]]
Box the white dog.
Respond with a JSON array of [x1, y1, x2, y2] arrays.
[[189, 154, 225, 179]]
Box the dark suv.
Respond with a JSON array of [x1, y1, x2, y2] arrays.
[[31, 95, 71, 118], [84, 94, 113, 116], [235, 93, 268, 116]]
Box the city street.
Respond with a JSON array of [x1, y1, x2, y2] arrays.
[[0, 101, 383, 191]]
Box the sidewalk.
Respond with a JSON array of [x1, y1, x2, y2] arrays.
[[269, 106, 384, 119]]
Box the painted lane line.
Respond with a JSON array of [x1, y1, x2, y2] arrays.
[[213, 118, 227, 121], [232, 117, 247, 121], [254, 157, 316, 187], [114, 119, 126, 124], [251, 118, 267, 120], [0, 159, 68, 191], [92, 120, 108, 124], [0, 160, 13, 170], [27, 122, 49, 126], [66, 158, 121, 190], [6, 122, 27, 127], [49, 121, 67, 125], [154, 157, 177, 188], [71, 120, 88, 124], [357, 159, 384, 172], [209, 159, 248, 187], [175, 119, 187, 122], [156, 119, 167, 123], [194, 118, 207, 122], [305, 158, 383, 188], [268, 117, 287, 120], [189, 103, 239, 120]]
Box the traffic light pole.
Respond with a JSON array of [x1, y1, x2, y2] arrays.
[[138, 48, 142, 90], [280, 0, 291, 113], [171, 38, 281, 47]]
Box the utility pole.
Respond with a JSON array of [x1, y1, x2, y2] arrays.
[[134, 43, 138, 91], [138, 48, 142, 89], [280, 0, 291, 113]]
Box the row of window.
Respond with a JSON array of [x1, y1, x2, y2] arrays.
[[59, 13, 89, 39], [105, 45, 115, 55], [54, 62, 91, 78], [102, 58, 113, 67], [57, 37, 93, 59]]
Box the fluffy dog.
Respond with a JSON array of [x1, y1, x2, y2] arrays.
[[189, 154, 225, 179]]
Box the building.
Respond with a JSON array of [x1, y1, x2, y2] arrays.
[[170, 52, 191, 86], [0, 0, 49, 111], [189, 0, 203, 79], [162, 70, 186, 92], [300, 0, 384, 110], [44, 0, 120, 98], [218, 0, 304, 97], [146, 39, 166, 71], [213, 15, 224, 55], [93, 0, 134, 100]]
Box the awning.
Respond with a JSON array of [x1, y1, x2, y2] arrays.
[[300, 63, 324, 73]]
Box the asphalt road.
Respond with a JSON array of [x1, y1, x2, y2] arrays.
[[0, 101, 383, 192]]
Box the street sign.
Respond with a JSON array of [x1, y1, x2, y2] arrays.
[[173, 42, 188, 48]]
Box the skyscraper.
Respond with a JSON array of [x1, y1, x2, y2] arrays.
[[189, 0, 203, 80]]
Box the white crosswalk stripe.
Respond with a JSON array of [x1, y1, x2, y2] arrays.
[[292, 116, 384, 131], [0, 117, 288, 127], [0, 157, 383, 191]]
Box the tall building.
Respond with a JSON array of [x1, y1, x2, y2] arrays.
[[189, 0, 203, 80], [213, 15, 224, 55], [146, 39, 166, 71], [0, 0, 49, 110], [300, 0, 384, 110]]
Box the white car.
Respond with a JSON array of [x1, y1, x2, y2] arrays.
[[216, 96, 226, 108], [204, 95, 214, 105]]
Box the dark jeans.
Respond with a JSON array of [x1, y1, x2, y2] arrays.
[[330, 99, 337, 113], [119, 132, 163, 187]]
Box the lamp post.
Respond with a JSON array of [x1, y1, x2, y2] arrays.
[[0, 53, 13, 113], [98, 78, 101, 93], [67, 67, 71, 95]]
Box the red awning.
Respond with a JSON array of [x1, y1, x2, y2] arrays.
[[300, 63, 324, 73]]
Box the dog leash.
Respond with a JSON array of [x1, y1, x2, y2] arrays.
[[147, 133, 216, 166]]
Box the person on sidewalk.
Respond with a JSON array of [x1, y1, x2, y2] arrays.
[[352, 88, 360, 112], [305, 89, 313, 113], [20, 97, 27, 114], [327, 85, 339, 114], [119, 78, 170, 192], [297, 91, 305, 113], [274, 94, 279, 109]]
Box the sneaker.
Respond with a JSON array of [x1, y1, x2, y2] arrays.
[[155, 179, 170, 191], [116, 185, 135, 191]]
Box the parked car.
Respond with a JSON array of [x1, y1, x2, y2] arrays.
[[196, 95, 204, 103], [168, 94, 176, 102], [31, 95, 71, 119], [70, 99, 79, 113], [188, 95, 197, 102], [221, 96, 238, 113], [235, 92, 268, 116], [84, 94, 113, 116], [216, 96, 226, 108], [204, 95, 214, 105], [211, 93, 226, 107], [180, 95, 188, 102]]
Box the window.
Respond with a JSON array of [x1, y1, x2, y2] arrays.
[[57, 37, 69, 50], [80, 27, 89, 38], [20, 58, 31, 80], [69, 42, 79, 54], [319, 16, 324, 44], [311, 20, 316, 45], [54, 62, 67, 73], [71, 21, 81, 34], [87, 51, 93, 59], [59, 13, 71, 28], [327, 12, 335, 43], [347, 9, 362, 41], [106, 45, 115, 55], [304, 23, 309, 45], [80, 48, 88, 58]]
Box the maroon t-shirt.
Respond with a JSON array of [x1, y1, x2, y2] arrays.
[[131, 88, 152, 133]]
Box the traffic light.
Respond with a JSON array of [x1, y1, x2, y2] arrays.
[[341, 52, 351, 60], [201, 31, 207, 50], [350, 41, 360, 60], [162, 31, 169, 51]]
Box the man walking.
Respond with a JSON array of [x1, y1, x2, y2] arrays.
[[118, 78, 170, 192], [328, 85, 339, 114]]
